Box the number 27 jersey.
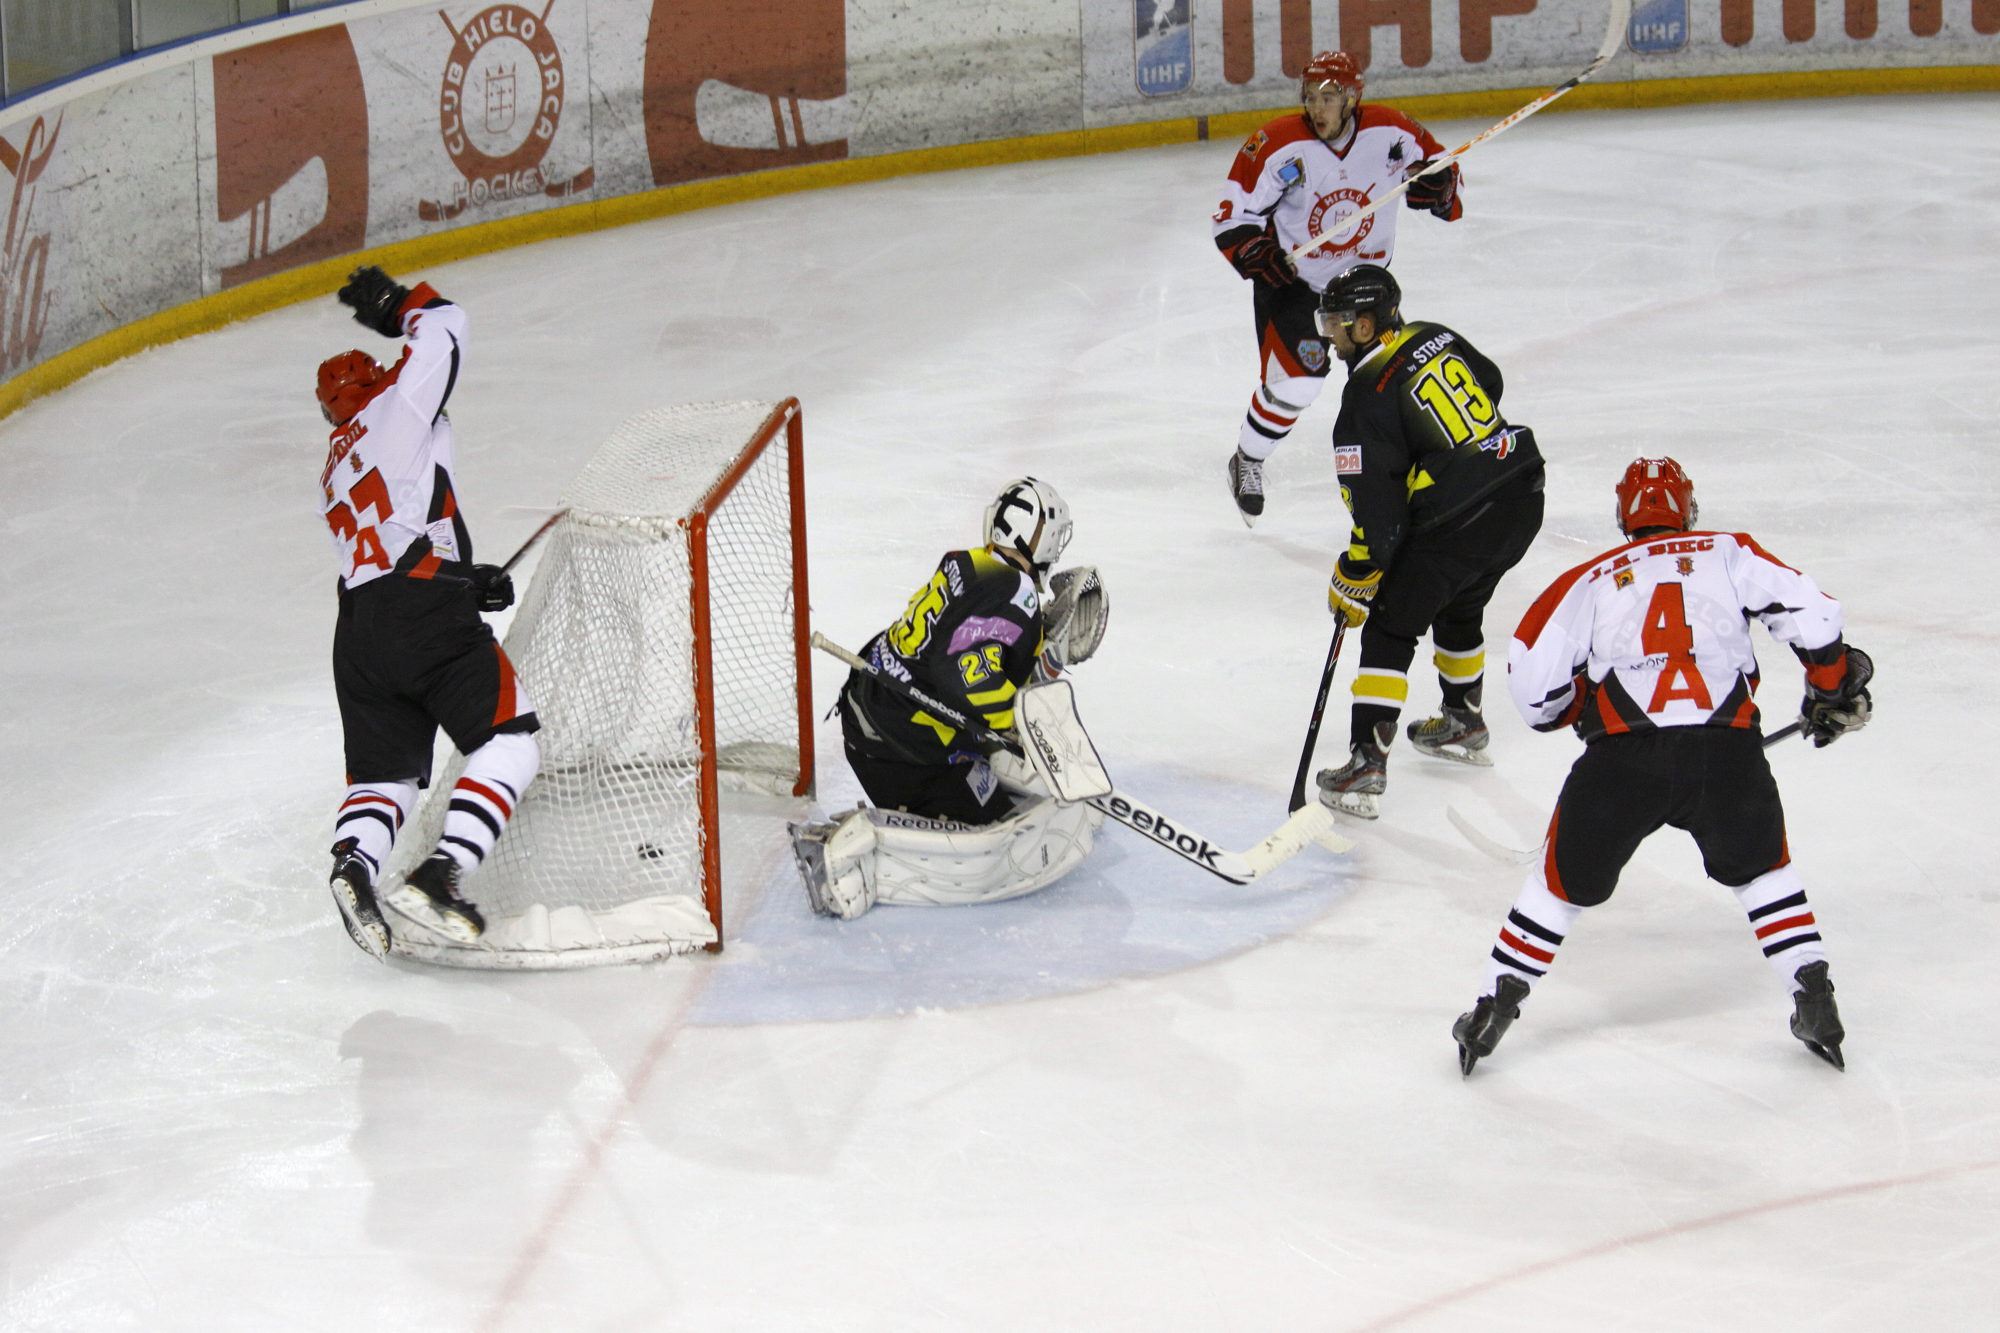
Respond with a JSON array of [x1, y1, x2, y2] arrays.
[[1509, 531, 1846, 741]]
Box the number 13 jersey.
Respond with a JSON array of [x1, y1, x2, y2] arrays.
[[1510, 531, 1847, 741]]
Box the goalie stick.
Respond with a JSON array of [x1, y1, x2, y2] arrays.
[[1447, 720, 1808, 866], [811, 632, 1344, 885], [1286, 0, 1632, 266]]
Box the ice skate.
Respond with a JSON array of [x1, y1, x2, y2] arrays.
[[1226, 449, 1265, 527], [788, 811, 877, 920], [1406, 702, 1492, 767], [1316, 726, 1391, 820], [1453, 974, 1532, 1076], [1789, 960, 1846, 1070], [386, 852, 486, 943], [328, 837, 391, 960], [788, 819, 841, 918]]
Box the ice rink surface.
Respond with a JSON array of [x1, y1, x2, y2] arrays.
[[3, 93, 1998, 1330]]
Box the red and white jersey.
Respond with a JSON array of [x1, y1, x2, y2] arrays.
[[318, 291, 472, 592], [1510, 531, 1846, 740], [1212, 107, 1452, 292]]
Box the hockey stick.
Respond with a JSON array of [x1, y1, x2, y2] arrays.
[[811, 632, 1343, 884], [1288, 620, 1348, 813], [499, 510, 566, 573], [1447, 717, 1814, 866], [1286, 0, 1631, 265]]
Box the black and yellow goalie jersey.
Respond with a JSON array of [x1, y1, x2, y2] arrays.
[[839, 548, 1045, 765], [1333, 320, 1544, 573]]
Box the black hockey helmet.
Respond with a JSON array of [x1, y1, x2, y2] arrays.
[[1316, 264, 1403, 337]]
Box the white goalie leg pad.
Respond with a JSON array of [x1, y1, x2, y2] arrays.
[[790, 806, 880, 920], [868, 799, 1105, 908]]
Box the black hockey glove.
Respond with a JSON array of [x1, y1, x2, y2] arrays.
[[338, 265, 412, 339], [1227, 233, 1299, 289], [1403, 159, 1459, 218], [467, 564, 516, 613], [1799, 644, 1874, 748]]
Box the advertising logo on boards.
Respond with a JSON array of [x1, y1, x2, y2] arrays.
[[212, 27, 369, 289], [0, 115, 60, 373], [644, 0, 848, 187], [1630, 0, 1691, 54], [420, 2, 594, 223], [1136, 1, 1193, 97]]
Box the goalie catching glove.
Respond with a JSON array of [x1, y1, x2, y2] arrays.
[[1038, 565, 1109, 679], [1327, 556, 1382, 627], [1799, 643, 1874, 748]]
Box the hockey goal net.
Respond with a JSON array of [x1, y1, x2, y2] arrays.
[[390, 399, 814, 969]]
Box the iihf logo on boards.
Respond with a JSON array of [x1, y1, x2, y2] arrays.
[[1135, 1, 1191, 97], [420, 2, 594, 222]]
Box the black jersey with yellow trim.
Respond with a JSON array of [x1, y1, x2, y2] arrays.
[[839, 547, 1047, 765], [1331, 320, 1543, 572]]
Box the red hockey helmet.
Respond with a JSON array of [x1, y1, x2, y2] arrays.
[[1615, 457, 1698, 537], [1301, 51, 1363, 102], [317, 349, 384, 426]]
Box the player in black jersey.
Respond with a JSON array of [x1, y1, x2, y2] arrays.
[[793, 478, 1111, 919], [1311, 265, 1545, 819], [839, 477, 1088, 824]]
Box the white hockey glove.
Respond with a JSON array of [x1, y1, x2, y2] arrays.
[[1041, 565, 1109, 678]]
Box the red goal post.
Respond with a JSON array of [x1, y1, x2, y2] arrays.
[[389, 398, 814, 969]]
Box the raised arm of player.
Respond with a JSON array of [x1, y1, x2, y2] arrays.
[[382, 286, 466, 429]]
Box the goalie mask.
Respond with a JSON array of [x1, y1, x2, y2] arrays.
[[984, 477, 1072, 582], [317, 349, 386, 426], [1615, 456, 1698, 537]]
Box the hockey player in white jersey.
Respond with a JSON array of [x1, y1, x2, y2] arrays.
[[317, 266, 542, 958], [788, 479, 1112, 920], [1452, 458, 1874, 1075], [1212, 50, 1461, 526]]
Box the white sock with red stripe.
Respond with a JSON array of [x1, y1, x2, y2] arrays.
[[1236, 374, 1322, 459], [1481, 869, 1584, 998], [332, 781, 416, 881], [1731, 863, 1828, 990], [437, 731, 541, 872]]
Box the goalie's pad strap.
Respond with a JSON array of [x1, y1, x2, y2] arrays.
[[867, 799, 1103, 907]]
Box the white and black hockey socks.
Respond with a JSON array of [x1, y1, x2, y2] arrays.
[[1236, 376, 1323, 459], [436, 731, 541, 873], [1481, 871, 1584, 999], [1731, 863, 1829, 990], [332, 781, 417, 884]]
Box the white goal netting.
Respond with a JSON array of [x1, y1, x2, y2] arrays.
[[389, 399, 812, 969]]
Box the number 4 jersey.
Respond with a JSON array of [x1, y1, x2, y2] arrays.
[[1510, 531, 1847, 741], [318, 292, 471, 592]]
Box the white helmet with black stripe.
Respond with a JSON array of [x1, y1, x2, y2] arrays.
[[984, 477, 1072, 584]]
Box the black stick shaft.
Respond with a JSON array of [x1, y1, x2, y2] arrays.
[[1288, 620, 1347, 812], [499, 511, 565, 573]]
